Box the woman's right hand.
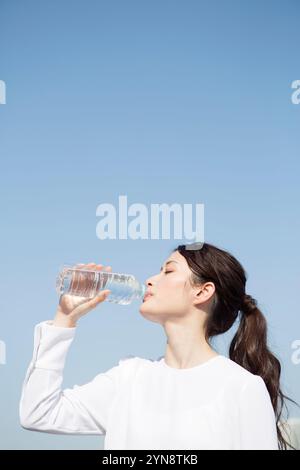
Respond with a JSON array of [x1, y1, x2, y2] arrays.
[[53, 263, 112, 328]]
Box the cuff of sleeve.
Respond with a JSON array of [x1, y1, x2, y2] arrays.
[[32, 320, 76, 371]]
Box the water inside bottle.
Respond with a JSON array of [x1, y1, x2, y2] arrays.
[[56, 266, 145, 305]]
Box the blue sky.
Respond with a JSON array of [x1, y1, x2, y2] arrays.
[[0, 0, 299, 449]]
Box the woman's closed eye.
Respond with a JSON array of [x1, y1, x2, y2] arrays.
[[164, 271, 173, 274]]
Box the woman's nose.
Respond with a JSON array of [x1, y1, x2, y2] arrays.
[[145, 272, 160, 287]]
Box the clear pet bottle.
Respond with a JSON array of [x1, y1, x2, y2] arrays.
[[56, 265, 146, 305]]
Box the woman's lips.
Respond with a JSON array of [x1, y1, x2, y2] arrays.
[[143, 294, 153, 302]]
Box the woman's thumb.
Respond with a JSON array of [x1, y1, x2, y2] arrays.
[[75, 290, 111, 315], [97, 289, 111, 300]]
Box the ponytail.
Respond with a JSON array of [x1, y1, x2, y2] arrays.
[[229, 294, 294, 450]]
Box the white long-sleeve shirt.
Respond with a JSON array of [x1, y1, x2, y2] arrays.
[[19, 321, 279, 450]]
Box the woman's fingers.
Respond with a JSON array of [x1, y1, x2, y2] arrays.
[[73, 289, 111, 315], [95, 264, 112, 270], [72, 263, 112, 272], [94, 264, 103, 271], [85, 263, 98, 270]]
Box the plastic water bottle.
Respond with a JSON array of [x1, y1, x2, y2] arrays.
[[56, 265, 146, 305]]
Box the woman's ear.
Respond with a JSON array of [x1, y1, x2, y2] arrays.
[[194, 282, 215, 306]]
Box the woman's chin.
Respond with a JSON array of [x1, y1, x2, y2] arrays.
[[139, 303, 149, 315], [138, 309, 162, 325], [139, 303, 155, 318]]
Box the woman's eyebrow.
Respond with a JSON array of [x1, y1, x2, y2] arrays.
[[160, 260, 178, 272]]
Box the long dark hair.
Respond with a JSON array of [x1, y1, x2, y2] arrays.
[[176, 242, 297, 450]]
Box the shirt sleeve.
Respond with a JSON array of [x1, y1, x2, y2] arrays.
[[19, 321, 124, 435], [238, 374, 279, 450]]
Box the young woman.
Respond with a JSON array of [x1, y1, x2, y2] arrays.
[[19, 242, 292, 449]]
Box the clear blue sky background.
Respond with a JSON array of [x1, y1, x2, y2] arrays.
[[0, 0, 299, 449]]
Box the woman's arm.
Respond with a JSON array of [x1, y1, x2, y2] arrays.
[[19, 262, 115, 435], [238, 374, 279, 450], [19, 321, 121, 435]]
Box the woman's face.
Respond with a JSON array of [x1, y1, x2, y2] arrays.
[[139, 250, 198, 324]]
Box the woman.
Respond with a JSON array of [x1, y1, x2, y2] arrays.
[[19, 242, 292, 449]]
